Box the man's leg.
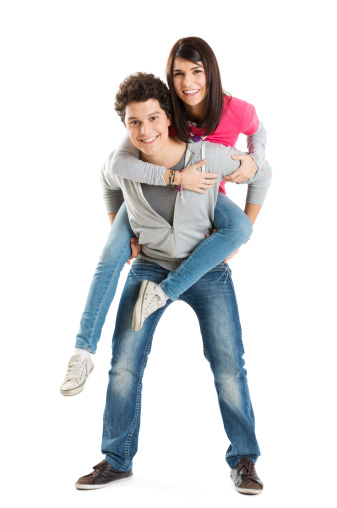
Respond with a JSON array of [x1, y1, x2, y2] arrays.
[[101, 259, 172, 471], [180, 263, 260, 469]]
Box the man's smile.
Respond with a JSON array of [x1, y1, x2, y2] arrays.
[[139, 135, 159, 144]]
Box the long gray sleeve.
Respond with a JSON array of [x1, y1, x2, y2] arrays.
[[218, 144, 272, 205], [101, 153, 125, 214], [109, 135, 167, 185], [246, 120, 267, 170]]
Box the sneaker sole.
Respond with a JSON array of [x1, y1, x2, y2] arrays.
[[60, 364, 94, 396], [132, 280, 149, 331], [75, 473, 133, 490], [230, 475, 262, 495]]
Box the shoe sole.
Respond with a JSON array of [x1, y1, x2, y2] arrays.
[[132, 280, 149, 331], [75, 473, 133, 490], [60, 364, 94, 396], [230, 475, 262, 495]]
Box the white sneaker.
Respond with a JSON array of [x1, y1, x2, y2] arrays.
[[60, 354, 94, 396], [132, 280, 168, 332]]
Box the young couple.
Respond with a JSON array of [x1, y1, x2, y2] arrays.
[[61, 37, 272, 495]]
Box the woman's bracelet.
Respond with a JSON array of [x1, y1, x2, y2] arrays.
[[169, 169, 175, 187], [177, 168, 184, 195]]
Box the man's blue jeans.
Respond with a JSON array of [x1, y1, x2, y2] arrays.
[[101, 259, 260, 471], [75, 194, 252, 353]]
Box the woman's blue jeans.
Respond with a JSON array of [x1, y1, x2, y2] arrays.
[[75, 193, 252, 353], [101, 259, 260, 470]]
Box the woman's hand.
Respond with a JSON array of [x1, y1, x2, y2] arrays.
[[127, 237, 142, 265], [223, 154, 258, 184], [179, 160, 219, 194]]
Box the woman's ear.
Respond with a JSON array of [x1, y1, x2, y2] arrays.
[[168, 114, 172, 127]]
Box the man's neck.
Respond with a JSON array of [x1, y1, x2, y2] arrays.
[[140, 136, 186, 168]]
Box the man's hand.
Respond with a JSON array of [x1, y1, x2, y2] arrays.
[[180, 160, 219, 194], [223, 154, 258, 184], [206, 228, 240, 263], [127, 237, 141, 265]]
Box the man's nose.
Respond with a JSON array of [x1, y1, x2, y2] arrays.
[[140, 122, 151, 135]]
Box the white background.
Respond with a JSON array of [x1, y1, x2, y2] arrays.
[[1, 0, 336, 506]]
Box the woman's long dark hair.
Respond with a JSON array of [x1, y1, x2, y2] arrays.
[[166, 36, 231, 142]]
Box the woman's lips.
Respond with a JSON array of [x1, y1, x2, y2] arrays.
[[182, 89, 200, 96]]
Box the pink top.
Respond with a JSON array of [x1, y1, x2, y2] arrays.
[[172, 96, 259, 194]]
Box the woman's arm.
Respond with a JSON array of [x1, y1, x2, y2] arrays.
[[218, 145, 272, 206], [108, 135, 218, 193], [246, 120, 267, 170], [110, 135, 167, 185]]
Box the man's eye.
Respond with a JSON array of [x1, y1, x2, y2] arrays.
[[130, 121, 139, 126]]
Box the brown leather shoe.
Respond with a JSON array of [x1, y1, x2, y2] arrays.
[[230, 456, 263, 495], [75, 460, 133, 490]]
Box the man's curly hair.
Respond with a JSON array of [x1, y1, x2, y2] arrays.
[[114, 72, 172, 123]]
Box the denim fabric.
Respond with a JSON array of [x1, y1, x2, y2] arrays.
[[160, 193, 252, 300], [75, 195, 251, 354], [101, 259, 260, 471], [75, 203, 133, 353]]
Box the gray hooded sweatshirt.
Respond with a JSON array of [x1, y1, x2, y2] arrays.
[[101, 140, 272, 270]]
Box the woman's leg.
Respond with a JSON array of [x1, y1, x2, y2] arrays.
[[75, 203, 134, 354], [159, 193, 252, 301], [181, 262, 260, 469]]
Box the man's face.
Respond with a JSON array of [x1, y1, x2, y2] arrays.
[[125, 99, 171, 156]]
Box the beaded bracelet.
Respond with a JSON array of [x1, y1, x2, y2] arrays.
[[177, 168, 184, 195]]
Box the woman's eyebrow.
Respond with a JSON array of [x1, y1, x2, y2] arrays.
[[173, 65, 203, 72]]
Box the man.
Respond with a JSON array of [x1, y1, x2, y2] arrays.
[[75, 73, 271, 494]]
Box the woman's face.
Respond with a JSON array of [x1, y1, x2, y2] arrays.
[[172, 57, 207, 107]]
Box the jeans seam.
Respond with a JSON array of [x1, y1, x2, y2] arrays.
[[121, 307, 166, 471], [87, 242, 131, 347]]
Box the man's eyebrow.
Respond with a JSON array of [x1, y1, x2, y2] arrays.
[[173, 65, 203, 72], [127, 111, 161, 120]]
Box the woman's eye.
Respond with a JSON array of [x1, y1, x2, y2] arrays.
[[150, 116, 158, 121], [194, 70, 202, 74], [173, 72, 183, 77]]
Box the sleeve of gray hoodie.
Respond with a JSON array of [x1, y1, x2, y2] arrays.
[[218, 144, 272, 205], [108, 135, 167, 185], [246, 121, 267, 170], [100, 152, 125, 214]]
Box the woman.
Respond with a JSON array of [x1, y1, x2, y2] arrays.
[[60, 37, 271, 396]]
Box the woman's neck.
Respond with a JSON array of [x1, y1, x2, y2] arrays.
[[141, 136, 186, 168], [184, 98, 206, 124]]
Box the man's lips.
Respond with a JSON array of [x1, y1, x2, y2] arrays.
[[139, 135, 159, 144]]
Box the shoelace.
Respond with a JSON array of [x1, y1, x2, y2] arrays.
[[65, 360, 84, 381], [144, 294, 161, 318], [92, 460, 109, 477], [237, 457, 255, 480]]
